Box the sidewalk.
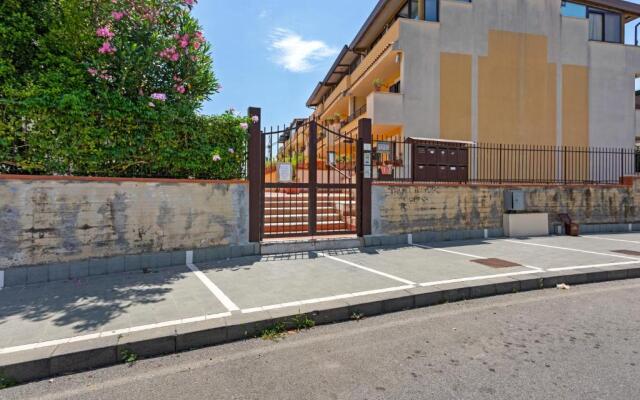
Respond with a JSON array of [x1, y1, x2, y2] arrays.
[[2, 233, 640, 383]]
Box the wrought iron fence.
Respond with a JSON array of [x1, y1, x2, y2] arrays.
[[371, 136, 639, 185]]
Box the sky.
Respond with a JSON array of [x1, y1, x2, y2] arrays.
[[193, 0, 640, 127]]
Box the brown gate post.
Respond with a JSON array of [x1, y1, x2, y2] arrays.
[[357, 118, 372, 237], [248, 107, 262, 242], [308, 121, 318, 236]]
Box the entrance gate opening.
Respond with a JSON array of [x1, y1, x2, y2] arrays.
[[260, 120, 358, 239]]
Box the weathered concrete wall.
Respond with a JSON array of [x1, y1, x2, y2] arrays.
[[0, 176, 249, 268], [372, 181, 639, 236]]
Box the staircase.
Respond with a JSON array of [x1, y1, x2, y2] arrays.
[[263, 189, 356, 236]]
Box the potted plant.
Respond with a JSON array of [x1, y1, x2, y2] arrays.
[[373, 78, 384, 92], [334, 113, 342, 123]]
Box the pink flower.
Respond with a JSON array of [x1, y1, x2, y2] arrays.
[[179, 34, 190, 48], [175, 85, 186, 94], [99, 73, 113, 81], [96, 26, 114, 38], [193, 41, 201, 50], [148, 102, 155, 108], [212, 154, 221, 162], [98, 42, 116, 54], [251, 115, 259, 123], [170, 52, 180, 62], [112, 11, 125, 21], [184, 0, 195, 5], [240, 122, 249, 130], [150, 93, 167, 101], [87, 67, 98, 76]]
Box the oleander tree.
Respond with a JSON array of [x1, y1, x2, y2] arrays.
[[0, 0, 250, 179]]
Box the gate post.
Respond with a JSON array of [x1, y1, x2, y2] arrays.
[[248, 107, 262, 243], [308, 121, 318, 235], [357, 118, 372, 237]]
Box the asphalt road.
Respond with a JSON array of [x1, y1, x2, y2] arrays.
[[4, 279, 640, 400]]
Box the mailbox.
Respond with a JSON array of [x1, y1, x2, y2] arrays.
[[407, 138, 469, 182]]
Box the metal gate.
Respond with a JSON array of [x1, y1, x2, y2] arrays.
[[259, 120, 358, 239]]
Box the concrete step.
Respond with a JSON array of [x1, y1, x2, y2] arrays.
[[264, 206, 336, 215], [264, 221, 349, 235], [264, 214, 342, 223], [260, 237, 362, 254]]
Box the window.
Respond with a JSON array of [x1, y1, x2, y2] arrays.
[[589, 11, 604, 41], [398, 0, 420, 20], [588, 8, 622, 43], [389, 81, 401, 93], [561, 1, 586, 18], [425, 0, 439, 22]]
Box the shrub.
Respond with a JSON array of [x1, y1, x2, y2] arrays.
[[0, 0, 247, 180]]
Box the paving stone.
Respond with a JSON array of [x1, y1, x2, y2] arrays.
[[69, 261, 89, 279], [88, 258, 109, 276]]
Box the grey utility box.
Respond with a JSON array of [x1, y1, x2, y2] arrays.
[[504, 190, 525, 212]]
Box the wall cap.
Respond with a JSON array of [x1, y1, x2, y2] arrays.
[[0, 174, 247, 185], [373, 182, 630, 189]]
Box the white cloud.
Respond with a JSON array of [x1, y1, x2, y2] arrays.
[[269, 28, 338, 73]]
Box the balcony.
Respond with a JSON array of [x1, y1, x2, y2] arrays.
[[366, 91, 403, 128], [319, 19, 402, 118]]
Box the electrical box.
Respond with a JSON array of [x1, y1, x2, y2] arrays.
[[504, 190, 525, 212]]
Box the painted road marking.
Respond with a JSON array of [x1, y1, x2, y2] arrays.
[[504, 239, 640, 261], [419, 270, 540, 287], [412, 243, 544, 271], [317, 252, 416, 285], [0, 270, 4, 290], [582, 235, 640, 245], [0, 312, 232, 355], [242, 285, 415, 314], [186, 251, 240, 312], [547, 260, 640, 272]]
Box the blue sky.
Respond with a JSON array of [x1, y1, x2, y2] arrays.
[[193, 1, 640, 127]]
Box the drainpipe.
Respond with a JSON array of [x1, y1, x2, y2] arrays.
[[418, 0, 425, 20]]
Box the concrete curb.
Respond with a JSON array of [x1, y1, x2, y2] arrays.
[[2, 265, 640, 385]]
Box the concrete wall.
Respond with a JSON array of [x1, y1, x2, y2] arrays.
[[372, 180, 640, 236], [393, 0, 640, 149], [0, 176, 249, 269]]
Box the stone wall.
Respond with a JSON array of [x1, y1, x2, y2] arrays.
[[0, 176, 249, 269], [372, 181, 640, 236]]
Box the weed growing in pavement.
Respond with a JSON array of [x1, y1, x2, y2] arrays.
[[0, 374, 17, 389], [260, 322, 287, 341], [291, 314, 315, 331], [350, 311, 364, 321], [120, 349, 138, 365]]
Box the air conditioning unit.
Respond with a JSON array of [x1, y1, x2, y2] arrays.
[[504, 190, 525, 212]]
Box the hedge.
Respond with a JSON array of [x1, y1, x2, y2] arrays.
[[0, 101, 249, 180]]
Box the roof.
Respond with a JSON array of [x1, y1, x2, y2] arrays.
[[306, 0, 640, 108]]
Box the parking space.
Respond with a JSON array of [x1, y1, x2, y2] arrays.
[[197, 254, 408, 312], [0, 266, 228, 351], [321, 245, 535, 284], [3, 232, 640, 357]]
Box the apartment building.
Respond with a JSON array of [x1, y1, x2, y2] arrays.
[[306, 0, 640, 149]]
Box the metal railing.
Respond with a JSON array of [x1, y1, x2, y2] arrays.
[[371, 137, 639, 185]]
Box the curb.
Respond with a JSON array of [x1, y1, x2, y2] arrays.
[[2, 265, 640, 385]]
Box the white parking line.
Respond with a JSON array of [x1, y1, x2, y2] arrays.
[[0, 312, 231, 355], [582, 236, 640, 245], [186, 251, 239, 312], [547, 260, 640, 272], [412, 243, 543, 271], [504, 239, 640, 261], [317, 252, 416, 285], [420, 270, 540, 287], [242, 285, 415, 314]]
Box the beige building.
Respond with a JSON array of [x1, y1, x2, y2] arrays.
[[306, 0, 640, 150]]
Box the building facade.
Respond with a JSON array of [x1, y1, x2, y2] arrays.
[[306, 0, 640, 149]]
